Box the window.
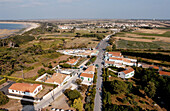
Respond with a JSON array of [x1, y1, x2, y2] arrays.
[[88, 78, 90, 81], [81, 77, 84, 80], [38, 87, 41, 91], [12, 90, 14, 92]]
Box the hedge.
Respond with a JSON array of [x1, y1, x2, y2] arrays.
[[0, 78, 6, 85], [2, 76, 57, 88]]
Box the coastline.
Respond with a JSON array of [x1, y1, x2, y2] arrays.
[[0, 22, 40, 37]]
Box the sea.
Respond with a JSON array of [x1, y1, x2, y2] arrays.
[[0, 23, 27, 30]]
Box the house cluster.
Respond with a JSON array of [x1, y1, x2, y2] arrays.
[[80, 65, 95, 86], [57, 49, 99, 57], [58, 25, 73, 29], [35, 68, 79, 87], [8, 83, 43, 97], [104, 52, 141, 68]]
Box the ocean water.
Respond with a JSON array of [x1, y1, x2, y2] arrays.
[[0, 23, 26, 30]]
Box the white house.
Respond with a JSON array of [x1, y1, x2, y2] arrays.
[[8, 83, 43, 97], [109, 57, 123, 64], [84, 65, 95, 74], [118, 67, 135, 79], [80, 73, 94, 86], [105, 52, 122, 58]]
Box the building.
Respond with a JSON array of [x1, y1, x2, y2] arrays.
[[80, 73, 94, 85], [159, 71, 170, 77], [80, 65, 95, 85], [109, 57, 123, 64], [84, 65, 95, 74], [45, 73, 70, 87], [105, 52, 122, 58], [66, 59, 78, 65], [8, 83, 42, 97], [118, 67, 135, 79]]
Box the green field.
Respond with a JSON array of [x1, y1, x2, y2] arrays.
[[116, 40, 170, 50], [130, 31, 170, 37]]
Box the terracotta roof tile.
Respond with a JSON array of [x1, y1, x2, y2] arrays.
[[159, 71, 170, 76], [121, 67, 134, 74], [108, 52, 121, 57], [105, 61, 115, 64], [109, 57, 122, 61], [9, 83, 41, 93], [84, 66, 95, 73], [80, 73, 94, 78], [66, 59, 78, 64], [45, 73, 68, 84]]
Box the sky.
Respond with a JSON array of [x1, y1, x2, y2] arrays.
[[0, 0, 170, 20]]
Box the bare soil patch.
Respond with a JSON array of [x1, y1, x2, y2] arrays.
[[0, 99, 22, 111], [135, 29, 168, 34]]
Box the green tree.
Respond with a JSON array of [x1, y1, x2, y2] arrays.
[[0, 91, 9, 105], [106, 46, 112, 51], [111, 80, 128, 94], [72, 98, 83, 111], [144, 81, 156, 98]]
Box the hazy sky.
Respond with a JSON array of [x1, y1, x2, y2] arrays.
[[0, 0, 170, 20]]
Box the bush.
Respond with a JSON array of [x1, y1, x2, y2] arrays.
[[0, 78, 6, 85], [0, 91, 9, 105], [75, 79, 82, 85], [64, 89, 82, 100], [60, 63, 71, 68]]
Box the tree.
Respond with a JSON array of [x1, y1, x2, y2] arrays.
[[0, 91, 9, 105], [75, 79, 82, 85], [72, 98, 83, 111], [37, 68, 46, 76], [78, 84, 88, 92], [144, 81, 156, 98], [111, 80, 128, 94], [64, 89, 82, 100], [106, 46, 112, 52]]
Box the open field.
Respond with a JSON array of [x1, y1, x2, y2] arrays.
[[11, 55, 70, 79], [65, 37, 99, 48], [115, 28, 170, 50], [0, 99, 22, 110], [116, 40, 170, 50]]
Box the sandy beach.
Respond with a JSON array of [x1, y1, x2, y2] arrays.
[[0, 21, 40, 38]]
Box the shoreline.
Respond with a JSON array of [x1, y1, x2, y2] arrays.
[[0, 22, 40, 37]]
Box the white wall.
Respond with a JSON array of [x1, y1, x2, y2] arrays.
[[8, 85, 43, 97]]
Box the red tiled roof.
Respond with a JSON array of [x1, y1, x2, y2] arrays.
[[45, 73, 68, 84], [84, 66, 95, 73], [159, 71, 170, 76], [66, 59, 78, 65], [105, 61, 115, 64], [109, 57, 122, 61], [9, 83, 41, 93], [80, 73, 94, 78], [108, 52, 121, 56], [121, 67, 134, 74], [149, 65, 159, 69], [123, 58, 131, 63]]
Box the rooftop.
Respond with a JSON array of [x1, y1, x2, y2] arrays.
[[159, 71, 170, 76], [66, 59, 78, 64], [109, 57, 122, 61], [84, 65, 95, 73], [105, 61, 115, 64], [45, 73, 68, 84], [80, 73, 94, 78], [9, 83, 41, 93], [108, 52, 121, 57], [121, 67, 134, 74]]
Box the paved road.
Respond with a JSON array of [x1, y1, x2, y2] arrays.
[[22, 75, 79, 111], [94, 35, 110, 111]]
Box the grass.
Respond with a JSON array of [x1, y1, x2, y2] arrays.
[[130, 31, 170, 37], [116, 40, 170, 50], [127, 36, 155, 40]]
